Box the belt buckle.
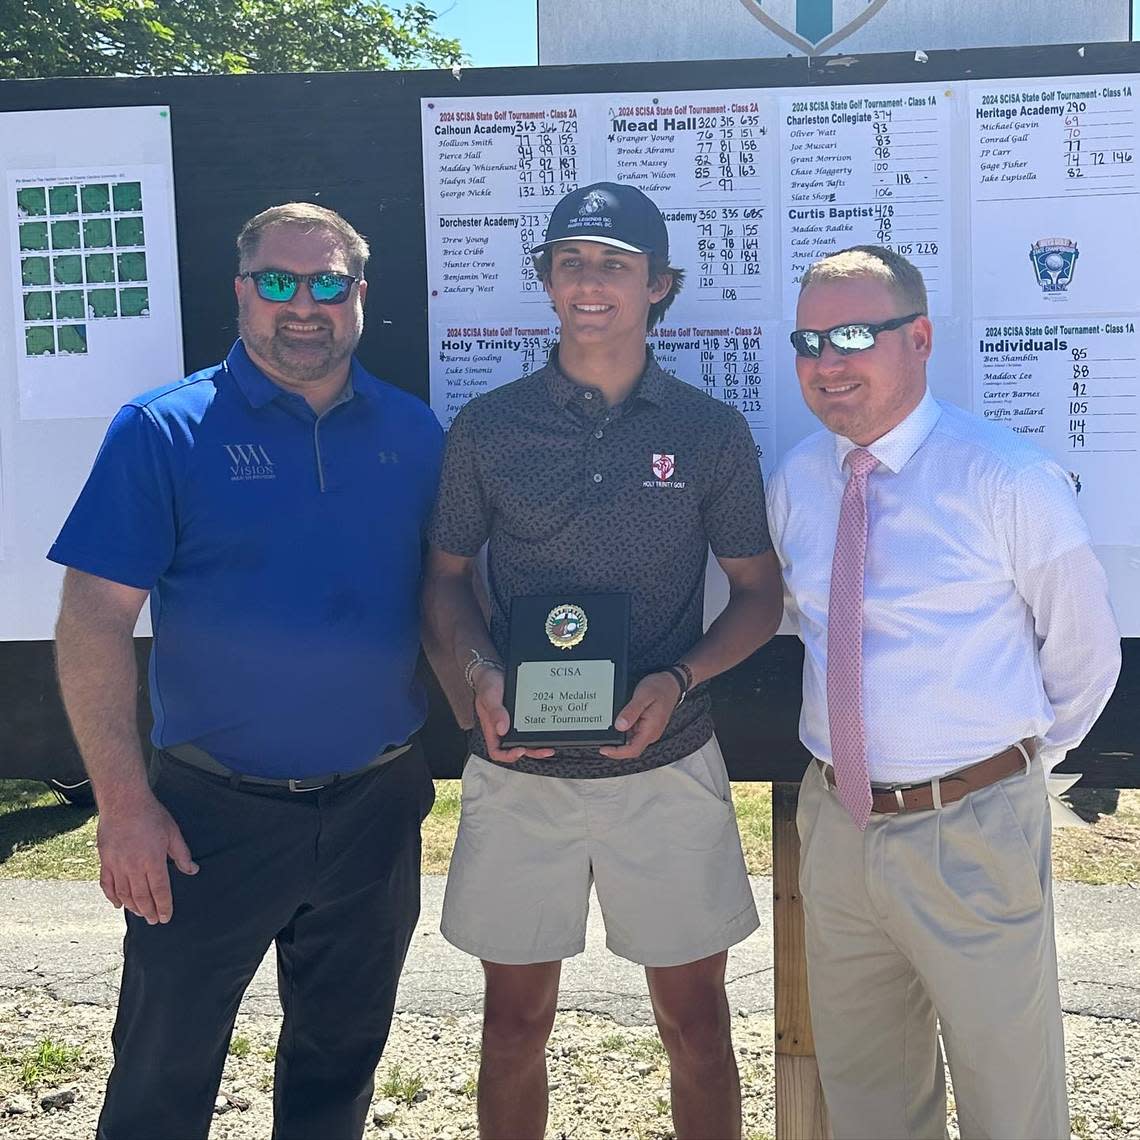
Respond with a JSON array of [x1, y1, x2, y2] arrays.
[[869, 779, 918, 814], [287, 778, 325, 793]]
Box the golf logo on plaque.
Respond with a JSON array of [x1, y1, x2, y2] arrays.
[[501, 592, 630, 749]]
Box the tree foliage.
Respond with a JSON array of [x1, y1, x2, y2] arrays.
[[0, 0, 463, 78]]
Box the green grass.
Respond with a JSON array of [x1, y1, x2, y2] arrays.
[[422, 779, 461, 874], [228, 1035, 251, 1058], [1, 1037, 85, 1091], [0, 780, 98, 880], [377, 1062, 424, 1106], [733, 783, 773, 876], [1052, 789, 1140, 885], [629, 1036, 667, 1062], [3, 776, 1137, 886]]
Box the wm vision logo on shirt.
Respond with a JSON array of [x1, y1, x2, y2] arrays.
[[224, 443, 276, 481]]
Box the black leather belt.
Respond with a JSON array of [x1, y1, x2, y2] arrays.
[[161, 740, 413, 793]]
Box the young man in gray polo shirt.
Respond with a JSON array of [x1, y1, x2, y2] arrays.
[[424, 182, 782, 1139]]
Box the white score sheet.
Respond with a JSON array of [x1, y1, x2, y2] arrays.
[[422, 76, 1140, 631]]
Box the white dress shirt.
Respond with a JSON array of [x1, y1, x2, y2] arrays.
[[766, 388, 1121, 783]]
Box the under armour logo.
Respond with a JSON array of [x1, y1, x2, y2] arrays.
[[378, 451, 400, 464]]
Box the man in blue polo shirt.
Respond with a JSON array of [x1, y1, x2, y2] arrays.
[[49, 202, 443, 1140]]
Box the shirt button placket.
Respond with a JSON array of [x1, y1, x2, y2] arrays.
[[586, 404, 607, 487]]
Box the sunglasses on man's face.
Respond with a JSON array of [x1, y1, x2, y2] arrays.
[[239, 269, 358, 305], [790, 312, 923, 359]]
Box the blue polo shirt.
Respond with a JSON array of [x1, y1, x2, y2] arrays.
[[49, 341, 444, 778]]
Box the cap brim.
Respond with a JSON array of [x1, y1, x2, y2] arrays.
[[530, 235, 650, 256]]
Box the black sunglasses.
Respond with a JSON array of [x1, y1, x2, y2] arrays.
[[790, 312, 924, 359], [239, 269, 358, 305]]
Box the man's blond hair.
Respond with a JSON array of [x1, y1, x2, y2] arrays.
[[236, 203, 370, 276], [799, 245, 927, 314]]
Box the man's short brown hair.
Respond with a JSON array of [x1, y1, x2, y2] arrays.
[[799, 245, 928, 315], [236, 203, 370, 276]]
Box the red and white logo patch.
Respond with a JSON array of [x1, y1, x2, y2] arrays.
[[651, 453, 675, 480]]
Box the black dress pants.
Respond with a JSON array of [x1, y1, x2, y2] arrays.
[[97, 742, 434, 1140]]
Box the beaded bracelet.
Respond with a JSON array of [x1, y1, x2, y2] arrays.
[[464, 649, 504, 691]]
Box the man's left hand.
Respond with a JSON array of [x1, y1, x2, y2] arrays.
[[598, 672, 681, 761]]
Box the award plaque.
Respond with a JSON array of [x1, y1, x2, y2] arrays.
[[500, 592, 630, 749]]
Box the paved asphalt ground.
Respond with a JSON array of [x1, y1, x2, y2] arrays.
[[0, 877, 1137, 1025]]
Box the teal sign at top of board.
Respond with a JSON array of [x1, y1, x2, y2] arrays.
[[738, 0, 893, 55]]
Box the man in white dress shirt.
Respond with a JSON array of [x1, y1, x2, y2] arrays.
[[766, 245, 1121, 1140]]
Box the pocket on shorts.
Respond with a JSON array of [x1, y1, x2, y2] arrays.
[[456, 754, 515, 833], [657, 742, 737, 854], [460, 754, 491, 806], [677, 739, 733, 806]]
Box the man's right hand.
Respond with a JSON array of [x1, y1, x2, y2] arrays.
[[473, 665, 555, 764], [96, 792, 198, 925]]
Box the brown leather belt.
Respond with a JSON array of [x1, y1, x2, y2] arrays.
[[820, 738, 1036, 814]]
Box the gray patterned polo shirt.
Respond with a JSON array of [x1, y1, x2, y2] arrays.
[[429, 347, 772, 778]]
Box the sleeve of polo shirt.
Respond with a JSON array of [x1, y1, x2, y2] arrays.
[[47, 404, 178, 590], [702, 410, 772, 559], [1002, 459, 1121, 769], [419, 414, 447, 536], [427, 401, 492, 557]]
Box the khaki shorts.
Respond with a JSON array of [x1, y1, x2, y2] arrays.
[[440, 736, 759, 967]]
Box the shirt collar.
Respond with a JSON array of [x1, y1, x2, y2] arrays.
[[833, 387, 941, 475], [225, 339, 358, 411], [542, 344, 669, 410]]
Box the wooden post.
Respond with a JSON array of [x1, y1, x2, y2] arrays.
[[772, 781, 830, 1140]]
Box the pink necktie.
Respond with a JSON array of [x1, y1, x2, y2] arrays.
[[827, 448, 880, 830]]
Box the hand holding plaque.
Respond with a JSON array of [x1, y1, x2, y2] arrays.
[[500, 593, 630, 749]]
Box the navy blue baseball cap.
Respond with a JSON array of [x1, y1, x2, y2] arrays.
[[530, 182, 670, 259]]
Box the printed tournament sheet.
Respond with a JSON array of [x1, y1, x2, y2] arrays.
[[422, 75, 1140, 630]]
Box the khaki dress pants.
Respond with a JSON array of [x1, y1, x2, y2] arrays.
[[797, 758, 1068, 1140]]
